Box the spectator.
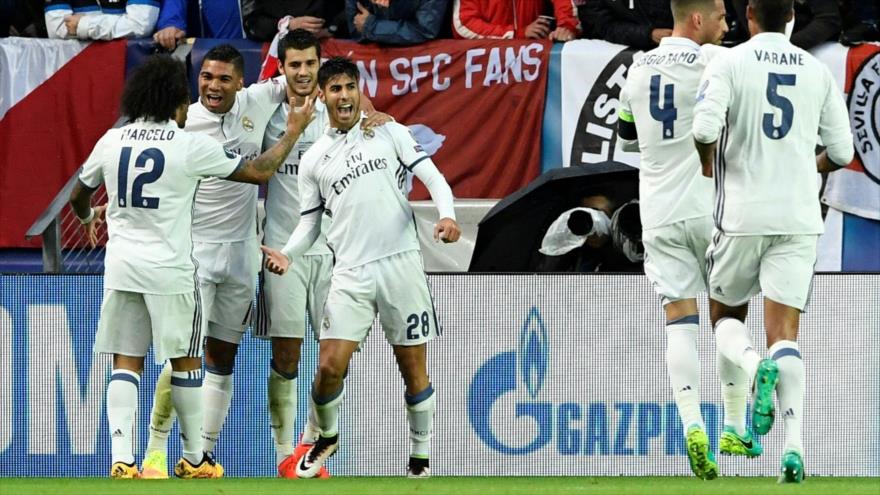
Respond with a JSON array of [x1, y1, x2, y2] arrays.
[[452, 0, 581, 41], [45, 0, 159, 40], [244, 0, 347, 41], [730, 0, 841, 50], [152, 0, 246, 51], [579, 0, 673, 49], [347, 0, 447, 45], [840, 0, 880, 45]]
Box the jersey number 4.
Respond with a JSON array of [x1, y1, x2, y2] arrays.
[[649, 75, 677, 140], [763, 73, 796, 140], [117, 147, 164, 209]]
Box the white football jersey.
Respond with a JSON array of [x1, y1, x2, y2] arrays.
[[78, 120, 244, 294], [693, 32, 854, 235], [298, 121, 428, 270], [262, 99, 332, 254], [187, 77, 286, 242], [619, 37, 716, 230]]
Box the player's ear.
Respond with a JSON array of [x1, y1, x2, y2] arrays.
[[784, 7, 794, 23], [318, 88, 326, 103]]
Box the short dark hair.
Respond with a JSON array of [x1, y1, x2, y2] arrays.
[[670, 0, 716, 22], [278, 28, 321, 64], [202, 43, 245, 75], [317, 56, 359, 89], [749, 0, 793, 33], [121, 54, 189, 122]]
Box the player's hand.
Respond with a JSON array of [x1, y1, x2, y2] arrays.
[[287, 95, 316, 135], [64, 14, 83, 36], [290, 16, 325, 34], [354, 3, 371, 33], [361, 111, 392, 133], [82, 204, 107, 248], [261, 246, 291, 275], [434, 218, 461, 243], [549, 27, 575, 42], [651, 28, 673, 44], [524, 17, 551, 39], [153, 26, 186, 51]]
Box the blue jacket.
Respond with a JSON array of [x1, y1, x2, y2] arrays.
[[157, 0, 244, 38], [346, 0, 447, 45]]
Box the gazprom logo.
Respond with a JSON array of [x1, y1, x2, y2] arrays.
[[467, 306, 553, 455]]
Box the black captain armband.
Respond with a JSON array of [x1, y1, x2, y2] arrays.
[[618, 119, 638, 141]]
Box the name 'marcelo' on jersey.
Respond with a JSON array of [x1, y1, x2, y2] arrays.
[[693, 32, 854, 235], [618, 37, 720, 230], [282, 121, 455, 270], [78, 120, 244, 294], [187, 77, 286, 243], [262, 99, 331, 255]]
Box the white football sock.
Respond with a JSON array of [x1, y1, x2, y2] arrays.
[[201, 369, 233, 455], [770, 340, 804, 456], [268, 361, 297, 466], [171, 369, 204, 465], [406, 385, 435, 459], [107, 369, 140, 465], [665, 317, 704, 430], [714, 317, 762, 383], [146, 361, 176, 455], [717, 348, 749, 436], [312, 385, 345, 437], [301, 406, 322, 444]]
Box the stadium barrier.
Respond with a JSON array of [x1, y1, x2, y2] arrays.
[[0, 273, 877, 477]]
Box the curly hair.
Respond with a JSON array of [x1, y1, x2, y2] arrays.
[[317, 56, 360, 89], [120, 54, 189, 123], [278, 28, 321, 64]]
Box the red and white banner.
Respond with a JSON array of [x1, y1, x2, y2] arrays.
[[319, 39, 550, 200], [0, 39, 126, 248]]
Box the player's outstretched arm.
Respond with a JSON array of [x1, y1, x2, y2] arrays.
[[227, 96, 315, 184], [266, 209, 322, 275]]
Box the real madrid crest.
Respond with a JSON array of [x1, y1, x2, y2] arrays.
[[242, 116, 255, 132], [364, 128, 375, 139]]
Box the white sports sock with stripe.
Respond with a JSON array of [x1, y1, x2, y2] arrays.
[[665, 317, 704, 430], [267, 361, 297, 466], [171, 369, 204, 465], [107, 369, 140, 465], [201, 369, 233, 455], [770, 340, 805, 456], [146, 361, 176, 456]]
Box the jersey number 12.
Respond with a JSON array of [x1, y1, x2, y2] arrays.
[[117, 147, 164, 209]]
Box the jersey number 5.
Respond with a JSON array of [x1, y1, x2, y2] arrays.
[[117, 147, 165, 209], [649, 75, 677, 140], [763, 73, 796, 140]]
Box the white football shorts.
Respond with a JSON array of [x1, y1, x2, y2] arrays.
[[254, 253, 333, 340], [706, 231, 819, 310], [320, 250, 440, 346], [94, 289, 204, 364], [643, 215, 713, 304], [193, 239, 260, 344]]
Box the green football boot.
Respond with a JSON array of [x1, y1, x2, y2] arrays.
[[778, 450, 805, 484], [686, 426, 719, 480], [751, 359, 779, 435], [719, 426, 763, 458]]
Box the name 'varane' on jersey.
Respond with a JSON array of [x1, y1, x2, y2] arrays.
[[693, 32, 854, 235], [78, 120, 244, 294], [187, 78, 286, 242], [283, 121, 452, 269], [262, 99, 331, 254], [619, 38, 722, 230]]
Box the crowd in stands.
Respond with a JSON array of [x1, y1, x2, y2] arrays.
[[1, 0, 878, 47]]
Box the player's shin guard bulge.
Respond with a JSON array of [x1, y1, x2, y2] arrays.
[[406, 385, 435, 462]]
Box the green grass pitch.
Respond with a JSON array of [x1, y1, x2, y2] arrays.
[[2, 477, 879, 495]]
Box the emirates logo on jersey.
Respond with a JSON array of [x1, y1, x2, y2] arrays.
[[241, 116, 255, 132]]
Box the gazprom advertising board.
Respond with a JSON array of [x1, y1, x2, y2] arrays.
[[1, 274, 877, 476]]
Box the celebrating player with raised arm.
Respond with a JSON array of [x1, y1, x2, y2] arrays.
[[262, 57, 461, 479], [256, 30, 392, 477], [692, 0, 854, 483], [617, 0, 748, 480], [68, 54, 313, 479]]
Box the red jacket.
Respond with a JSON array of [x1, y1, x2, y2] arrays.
[[452, 0, 581, 39]]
